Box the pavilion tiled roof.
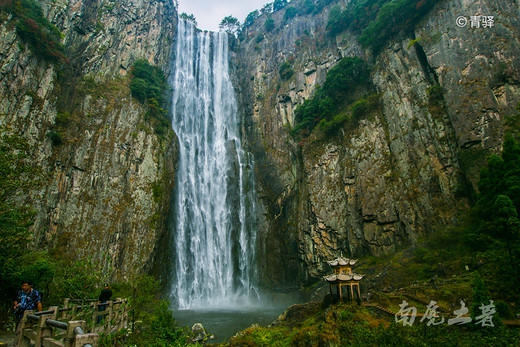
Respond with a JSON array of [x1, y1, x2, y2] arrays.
[[327, 256, 357, 267], [324, 273, 364, 282]]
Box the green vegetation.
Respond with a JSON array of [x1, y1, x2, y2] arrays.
[[463, 133, 520, 302], [292, 57, 372, 137], [46, 129, 64, 146], [427, 83, 446, 118], [278, 58, 295, 81], [179, 12, 197, 27], [283, 6, 298, 21], [130, 59, 166, 104], [0, 128, 44, 327], [240, 0, 333, 35], [0, 0, 68, 63], [327, 0, 442, 53], [219, 15, 240, 36], [273, 0, 288, 12], [244, 10, 260, 27], [225, 302, 519, 346], [130, 59, 170, 137], [319, 93, 381, 136], [264, 16, 275, 32], [100, 276, 188, 346], [151, 181, 164, 204]]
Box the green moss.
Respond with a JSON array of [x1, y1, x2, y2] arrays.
[[55, 112, 71, 125], [226, 299, 520, 346], [151, 182, 164, 204], [407, 37, 421, 49]]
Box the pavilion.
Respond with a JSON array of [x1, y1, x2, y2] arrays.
[[324, 255, 364, 301]]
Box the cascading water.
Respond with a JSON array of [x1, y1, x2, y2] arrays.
[[169, 19, 259, 310]]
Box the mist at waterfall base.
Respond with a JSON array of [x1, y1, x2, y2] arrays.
[[172, 301, 294, 344], [167, 19, 299, 341]]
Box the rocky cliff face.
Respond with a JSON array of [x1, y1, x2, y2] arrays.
[[0, 0, 178, 279], [233, 0, 520, 289]]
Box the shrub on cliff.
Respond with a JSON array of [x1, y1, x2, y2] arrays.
[[0, 0, 68, 63], [264, 17, 275, 32], [279, 59, 295, 80], [327, 0, 441, 53], [283, 6, 298, 21], [292, 57, 372, 137], [273, 0, 288, 12], [130, 59, 170, 136], [359, 0, 441, 53], [130, 59, 166, 104]]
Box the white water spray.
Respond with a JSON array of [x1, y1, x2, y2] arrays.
[[169, 19, 259, 309]]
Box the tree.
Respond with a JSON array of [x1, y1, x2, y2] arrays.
[[465, 126, 520, 304], [273, 0, 288, 12], [0, 128, 44, 324], [261, 2, 273, 14], [179, 12, 197, 27], [219, 15, 240, 36], [244, 10, 260, 27], [470, 272, 493, 326], [284, 7, 298, 21]]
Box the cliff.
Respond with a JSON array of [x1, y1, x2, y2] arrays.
[[2, 0, 519, 292], [233, 0, 520, 289], [0, 0, 178, 279]]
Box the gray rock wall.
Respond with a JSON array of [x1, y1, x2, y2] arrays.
[[0, 0, 178, 279], [234, 0, 520, 288]]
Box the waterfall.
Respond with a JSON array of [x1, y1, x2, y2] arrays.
[[169, 19, 259, 309]]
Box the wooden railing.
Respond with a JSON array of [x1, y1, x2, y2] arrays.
[[18, 298, 128, 347]]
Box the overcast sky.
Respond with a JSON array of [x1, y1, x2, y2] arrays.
[[177, 0, 269, 31]]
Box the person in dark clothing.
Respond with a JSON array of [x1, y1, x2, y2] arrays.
[[97, 283, 112, 324], [13, 280, 42, 346]]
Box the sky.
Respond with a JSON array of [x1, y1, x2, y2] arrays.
[[177, 0, 269, 32]]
